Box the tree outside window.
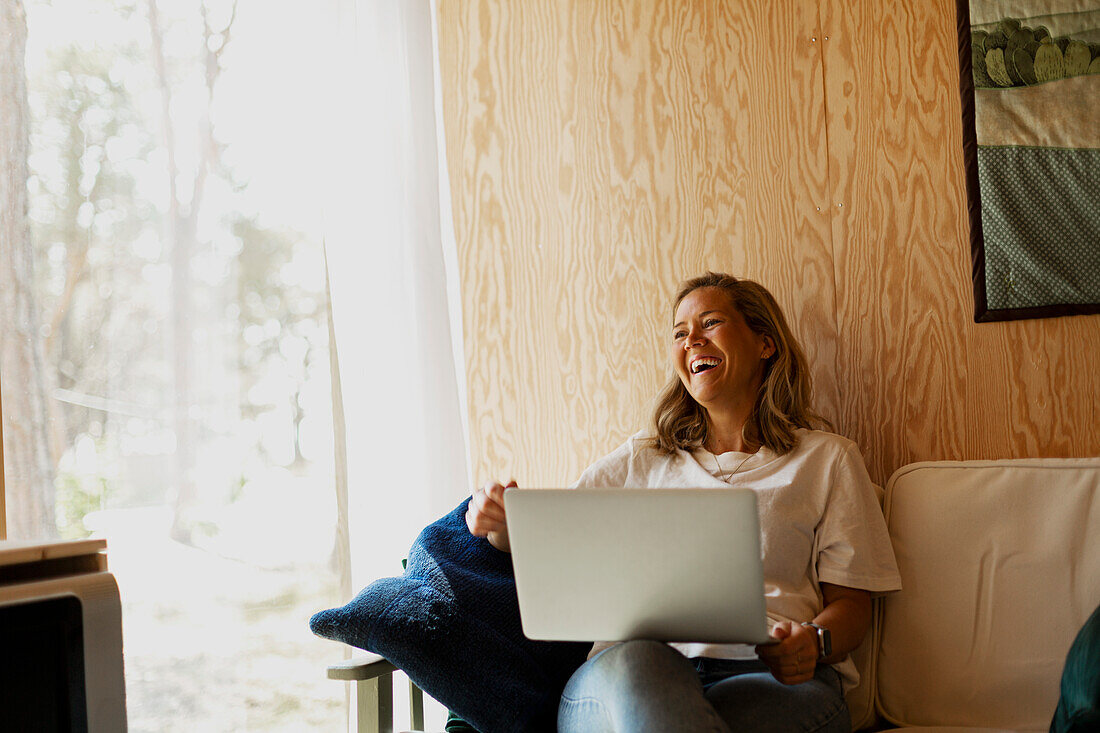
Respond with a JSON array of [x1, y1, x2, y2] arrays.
[[1, 0, 344, 728]]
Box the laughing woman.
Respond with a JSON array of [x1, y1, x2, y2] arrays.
[[467, 272, 902, 733]]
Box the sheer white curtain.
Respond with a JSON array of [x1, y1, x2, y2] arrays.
[[322, 0, 470, 594]]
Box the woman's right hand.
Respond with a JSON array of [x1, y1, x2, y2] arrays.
[[466, 479, 516, 552]]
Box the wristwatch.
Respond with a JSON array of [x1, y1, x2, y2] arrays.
[[801, 622, 832, 659]]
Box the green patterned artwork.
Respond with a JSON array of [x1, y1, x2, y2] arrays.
[[958, 1, 1100, 321]]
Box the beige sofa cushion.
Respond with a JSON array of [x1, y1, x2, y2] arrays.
[[876, 459, 1100, 730]]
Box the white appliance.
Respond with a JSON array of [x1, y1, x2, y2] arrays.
[[0, 538, 127, 732]]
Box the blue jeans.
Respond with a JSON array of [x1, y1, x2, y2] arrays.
[[557, 640, 850, 732]]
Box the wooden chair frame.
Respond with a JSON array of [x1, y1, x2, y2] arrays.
[[328, 653, 426, 733]]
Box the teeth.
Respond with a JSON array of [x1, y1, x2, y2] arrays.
[[691, 357, 720, 374]]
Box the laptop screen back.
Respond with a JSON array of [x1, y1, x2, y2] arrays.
[[504, 488, 770, 644]]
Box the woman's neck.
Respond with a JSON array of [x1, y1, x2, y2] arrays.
[[704, 406, 759, 455]]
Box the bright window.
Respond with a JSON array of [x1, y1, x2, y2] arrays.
[[2, 0, 344, 728]]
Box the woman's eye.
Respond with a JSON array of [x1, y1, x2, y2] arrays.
[[673, 331, 686, 340], [704, 319, 720, 328]]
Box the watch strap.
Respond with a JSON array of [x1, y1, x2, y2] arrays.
[[801, 622, 832, 658]]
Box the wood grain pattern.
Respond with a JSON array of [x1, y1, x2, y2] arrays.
[[439, 0, 1100, 490], [821, 0, 1100, 483], [438, 0, 837, 488], [819, 0, 975, 480]]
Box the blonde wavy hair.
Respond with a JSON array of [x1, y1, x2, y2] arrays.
[[650, 272, 831, 456]]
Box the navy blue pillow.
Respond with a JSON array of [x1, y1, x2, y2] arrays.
[[309, 497, 590, 733]]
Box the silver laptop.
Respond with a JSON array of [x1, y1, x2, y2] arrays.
[[503, 488, 772, 644]]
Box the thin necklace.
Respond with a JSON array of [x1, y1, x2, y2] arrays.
[[711, 450, 754, 483]]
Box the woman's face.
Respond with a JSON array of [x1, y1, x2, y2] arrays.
[[670, 287, 774, 410]]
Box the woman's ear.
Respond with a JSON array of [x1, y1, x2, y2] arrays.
[[761, 335, 776, 360]]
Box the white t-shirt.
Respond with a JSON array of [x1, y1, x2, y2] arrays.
[[571, 428, 902, 691]]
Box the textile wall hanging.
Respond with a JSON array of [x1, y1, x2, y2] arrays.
[[957, 1, 1100, 322]]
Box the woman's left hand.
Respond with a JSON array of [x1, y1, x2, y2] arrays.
[[755, 621, 819, 685]]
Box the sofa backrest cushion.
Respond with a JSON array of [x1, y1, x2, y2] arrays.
[[876, 458, 1100, 730]]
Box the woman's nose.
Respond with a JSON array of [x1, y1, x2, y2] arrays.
[[684, 329, 705, 348]]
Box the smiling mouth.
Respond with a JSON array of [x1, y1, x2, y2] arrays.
[[691, 357, 721, 374]]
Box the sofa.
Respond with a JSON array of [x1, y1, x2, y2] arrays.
[[846, 457, 1100, 730], [327, 457, 1100, 732]]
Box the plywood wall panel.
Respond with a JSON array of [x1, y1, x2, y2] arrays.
[[707, 2, 840, 427], [966, 317, 1100, 461], [820, 0, 1100, 483], [440, 0, 1097, 491], [438, 0, 838, 489], [819, 0, 975, 482]]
